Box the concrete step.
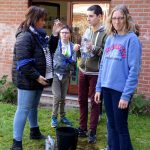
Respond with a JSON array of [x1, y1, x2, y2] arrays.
[[40, 87, 91, 108], [40, 90, 79, 108]]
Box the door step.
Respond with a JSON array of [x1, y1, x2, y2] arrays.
[[40, 87, 91, 108], [40, 91, 79, 107]]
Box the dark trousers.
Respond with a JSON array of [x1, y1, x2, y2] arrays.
[[78, 71, 100, 132], [103, 87, 133, 150]]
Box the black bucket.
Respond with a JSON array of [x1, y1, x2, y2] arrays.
[[56, 127, 78, 150]]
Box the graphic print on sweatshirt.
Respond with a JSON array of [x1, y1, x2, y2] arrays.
[[105, 44, 126, 61]]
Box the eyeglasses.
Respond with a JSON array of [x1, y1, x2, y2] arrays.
[[60, 32, 70, 34], [112, 17, 124, 21]]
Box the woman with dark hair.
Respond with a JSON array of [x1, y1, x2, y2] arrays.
[[11, 6, 62, 150], [95, 4, 142, 150], [51, 25, 80, 128]]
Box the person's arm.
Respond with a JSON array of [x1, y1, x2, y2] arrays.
[[49, 35, 59, 53], [92, 32, 107, 56], [50, 19, 63, 53], [15, 32, 40, 80], [121, 36, 142, 101], [96, 48, 105, 93], [73, 43, 80, 61], [95, 47, 106, 104]]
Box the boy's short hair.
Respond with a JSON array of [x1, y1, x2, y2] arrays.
[[87, 5, 103, 16]]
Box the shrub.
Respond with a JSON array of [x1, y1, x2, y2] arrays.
[[0, 75, 17, 104], [130, 94, 150, 116]]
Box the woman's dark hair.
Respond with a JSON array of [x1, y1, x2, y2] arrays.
[[60, 25, 72, 33], [87, 5, 103, 16], [19, 6, 47, 31]]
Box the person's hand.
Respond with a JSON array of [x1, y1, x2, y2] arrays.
[[118, 99, 129, 109], [94, 92, 101, 104], [36, 75, 48, 86], [73, 44, 80, 51], [52, 19, 63, 36], [86, 41, 93, 51]]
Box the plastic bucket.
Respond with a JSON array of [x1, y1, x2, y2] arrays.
[[56, 127, 78, 150]]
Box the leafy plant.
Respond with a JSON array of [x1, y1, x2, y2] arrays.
[[0, 75, 17, 104], [130, 94, 150, 116]]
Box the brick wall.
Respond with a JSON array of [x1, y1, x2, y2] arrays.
[[0, 0, 150, 99], [110, 0, 150, 99], [0, 0, 28, 79]]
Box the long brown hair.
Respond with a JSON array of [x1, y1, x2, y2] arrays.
[[19, 6, 47, 31], [106, 4, 140, 36]]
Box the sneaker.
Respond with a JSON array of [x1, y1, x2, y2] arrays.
[[77, 127, 88, 137], [60, 117, 72, 126], [51, 117, 58, 128], [88, 130, 96, 144]]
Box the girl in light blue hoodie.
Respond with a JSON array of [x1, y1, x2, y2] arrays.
[[95, 5, 142, 150]]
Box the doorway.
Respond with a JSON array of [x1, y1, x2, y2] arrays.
[[31, 0, 110, 95]]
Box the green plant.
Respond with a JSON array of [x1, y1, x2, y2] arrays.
[[0, 103, 150, 150], [0, 75, 17, 104], [130, 94, 150, 116]]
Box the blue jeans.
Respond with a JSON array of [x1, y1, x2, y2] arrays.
[[103, 87, 133, 150], [13, 89, 43, 141]]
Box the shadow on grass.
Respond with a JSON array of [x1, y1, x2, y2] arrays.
[[77, 138, 100, 150]]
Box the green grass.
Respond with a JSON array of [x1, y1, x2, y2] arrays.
[[0, 102, 150, 150]]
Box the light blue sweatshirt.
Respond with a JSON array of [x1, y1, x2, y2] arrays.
[[96, 32, 142, 101]]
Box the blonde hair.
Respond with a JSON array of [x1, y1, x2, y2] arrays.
[[106, 4, 140, 36]]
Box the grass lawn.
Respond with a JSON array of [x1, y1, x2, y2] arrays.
[[0, 102, 150, 150]]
